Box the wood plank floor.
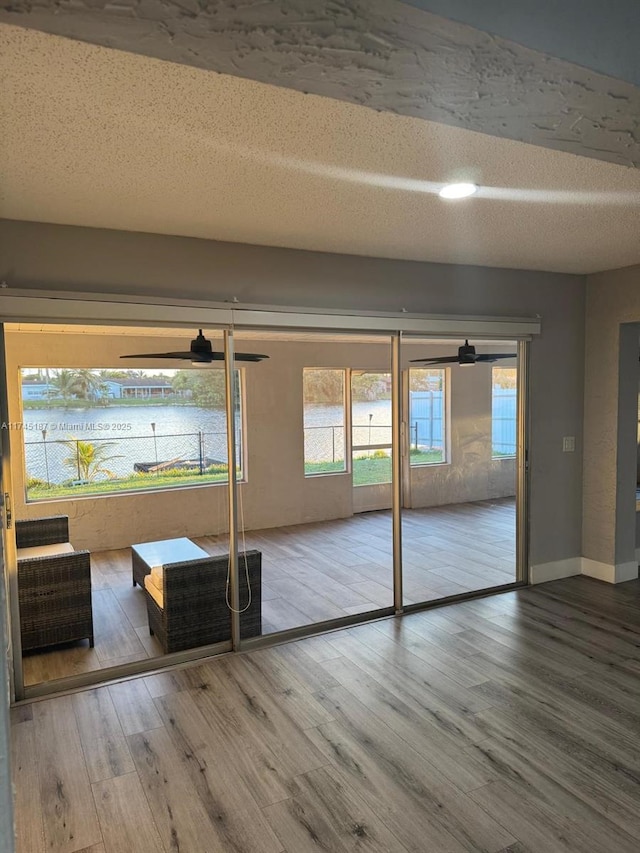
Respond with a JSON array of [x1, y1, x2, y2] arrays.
[[22, 498, 515, 686], [12, 575, 640, 852]]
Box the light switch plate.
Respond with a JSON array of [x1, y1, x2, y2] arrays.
[[562, 436, 575, 452]]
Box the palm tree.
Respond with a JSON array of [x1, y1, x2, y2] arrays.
[[63, 438, 123, 482], [50, 369, 77, 404], [50, 369, 107, 403], [69, 369, 107, 401]]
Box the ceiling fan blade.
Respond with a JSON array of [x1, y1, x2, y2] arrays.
[[409, 356, 460, 364], [235, 352, 269, 362], [121, 350, 268, 362], [189, 352, 269, 362], [120, 351, 196, 359], [121, 330, 268, 362], [474, 353, 517, 362]]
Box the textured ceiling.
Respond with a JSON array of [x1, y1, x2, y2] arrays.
[[2, 24, 640, 274], [2, 0, 639, 168]]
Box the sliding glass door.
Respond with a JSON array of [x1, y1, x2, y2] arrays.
[[0, 324, 22, 700], [400, 336, 521, 607], [231, 330, 396, 639], [0, 306, 530, 701], [5, 323, 239, 699]]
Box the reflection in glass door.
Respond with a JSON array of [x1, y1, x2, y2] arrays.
[[351, 371, 393, 514], [233, 331, 395, 638], [401, 338, 520, 606], [5, 323, 238, 698]]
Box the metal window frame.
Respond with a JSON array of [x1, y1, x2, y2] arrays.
[[302, 367, 348, 478], [0, 289, 540, 338], [0, 325, 22, 700], [406, 365, 449, 469], [490, 363, 519, 460], [516, 339, 530, 584]]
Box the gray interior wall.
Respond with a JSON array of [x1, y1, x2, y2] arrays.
[[584, 267, 640, 566], [0, 219, 580, 314], [4, 330, 515, 550], [615, 325, 640, 564], [0, 219, 585, 568]]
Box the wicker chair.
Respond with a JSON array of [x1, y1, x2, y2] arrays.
[[145, 550, 262, 654], [16, 515, 94, 652]]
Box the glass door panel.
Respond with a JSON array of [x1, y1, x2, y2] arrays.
[[401, 337, 519, 606], [408, 368, 446, 466], [6, 323, 235, 694], [351, 371, 393, 513], [233, 331, 394, 638]]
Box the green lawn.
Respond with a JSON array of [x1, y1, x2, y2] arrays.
[[303, 458, 390, 484], [352, 456, 392, 486], [304, 460, 347, 476], [410, 449, 445, 465], [305, 449, 445, 486], [27, 467, 236, 500], [28, 449, 448, 500]]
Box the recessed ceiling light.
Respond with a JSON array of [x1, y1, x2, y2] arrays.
[[438, 182, 478, 200]]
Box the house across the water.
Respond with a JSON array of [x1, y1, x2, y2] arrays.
[[21, 376, 182, 400]]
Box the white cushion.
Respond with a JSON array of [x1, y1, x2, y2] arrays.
[[144, 573, 164, 609], [148, 564, 164, 591], [17, 542, 74, 561]]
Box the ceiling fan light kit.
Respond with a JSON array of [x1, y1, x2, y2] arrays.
[[458, 341, 477, 365], [120, 330, 269, 363]]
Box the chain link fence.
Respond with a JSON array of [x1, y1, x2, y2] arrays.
[[303, 426, 345, 465], [351, 423, 392, 447], [24, 430, 241, 489]]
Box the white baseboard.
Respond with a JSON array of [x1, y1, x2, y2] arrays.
[[581, 558, 638, 584], [529, 557, 581, 585], [530, 556, 639, 585]]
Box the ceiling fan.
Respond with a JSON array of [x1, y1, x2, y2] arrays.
[[410, 340, 516, 366], [120, 330, 268, 363]]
